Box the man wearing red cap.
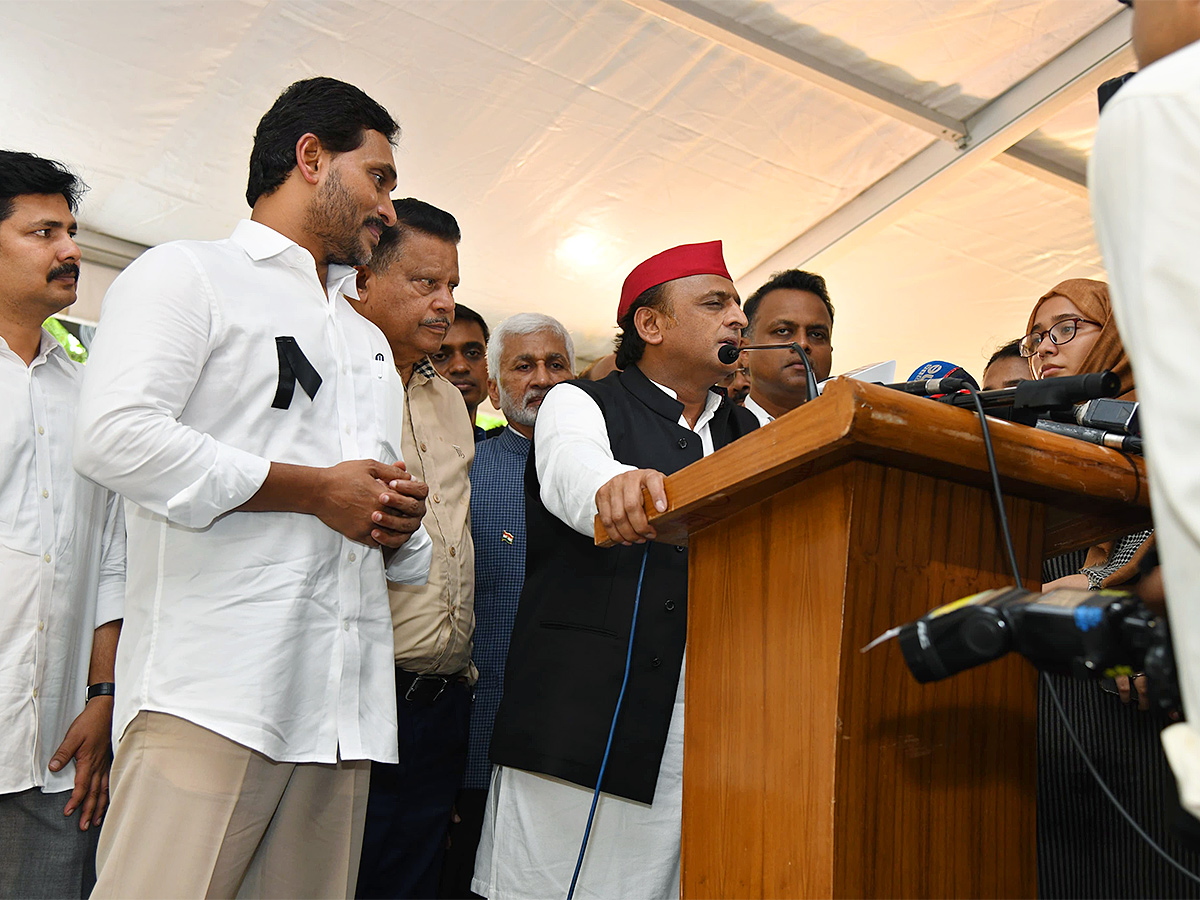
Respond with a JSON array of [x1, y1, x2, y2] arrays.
[[472, 241, 758, 899]]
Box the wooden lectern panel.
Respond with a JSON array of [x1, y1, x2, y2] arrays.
[[683, 460, 1040, 898]]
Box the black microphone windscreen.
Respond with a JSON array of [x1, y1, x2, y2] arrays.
[[717, 343, 740, 365]]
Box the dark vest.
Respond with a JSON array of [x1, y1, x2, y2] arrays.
[[489, 364, 759, 803]]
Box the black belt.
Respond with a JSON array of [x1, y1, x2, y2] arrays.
[[396, 668, 468, 705]]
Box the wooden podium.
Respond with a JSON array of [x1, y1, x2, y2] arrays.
[[595, 378, 1150, 899]]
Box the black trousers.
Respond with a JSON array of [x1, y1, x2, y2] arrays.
[[438, 787, 487, 899], [356, 673, 471, 900]]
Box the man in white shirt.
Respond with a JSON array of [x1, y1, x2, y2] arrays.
[[740, 269, 835, 427], [1090, 0, 1200, 821], [474, 241, 759, 900], [0, 151, 124, 900], [75, 78, 433, 899]]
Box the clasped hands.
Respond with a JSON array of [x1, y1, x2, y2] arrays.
[[315, 459, 429, 549]]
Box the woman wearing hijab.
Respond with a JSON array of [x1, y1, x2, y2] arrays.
[[1025, 279, 1200, 897]]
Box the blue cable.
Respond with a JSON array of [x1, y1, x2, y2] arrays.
[[566, 543, 652, 900]]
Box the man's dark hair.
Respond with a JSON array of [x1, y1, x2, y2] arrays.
[[451, 303, 489, 343], [0, 150, 86, 225], [369, 198, 461, 271], [613, 282, 671, 370], [987, 338, 1023, 368], [246, 77, 399, 207], [744, 269, 835, 336]]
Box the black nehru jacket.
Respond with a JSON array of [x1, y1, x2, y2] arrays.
[[488, 363, 759, 803]]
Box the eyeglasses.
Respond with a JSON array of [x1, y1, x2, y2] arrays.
[[1019, 317, 1099, 358]]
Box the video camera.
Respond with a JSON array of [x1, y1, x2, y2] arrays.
[[895, 586, 1179, 713]]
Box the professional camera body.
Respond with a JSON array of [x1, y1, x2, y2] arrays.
[[898, 586, 1180, 713]]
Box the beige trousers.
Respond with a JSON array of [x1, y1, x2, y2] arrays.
[[91, 711, 370, 899]]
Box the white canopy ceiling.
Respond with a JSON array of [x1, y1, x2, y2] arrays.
[[2, 0, 1132, 378]]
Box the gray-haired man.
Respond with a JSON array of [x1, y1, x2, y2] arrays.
[[440, 313, 575, 896]]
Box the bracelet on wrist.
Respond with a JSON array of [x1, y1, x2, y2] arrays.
[[86, 682, 116, 703]]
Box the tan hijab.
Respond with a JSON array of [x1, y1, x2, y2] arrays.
[[1028, 278, 1148, 586], [1026, 278, 1136, 400]]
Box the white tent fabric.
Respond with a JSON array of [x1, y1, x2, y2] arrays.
[[1, 0, 1132, 379]]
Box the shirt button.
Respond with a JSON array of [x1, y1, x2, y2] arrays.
[[43, 553, 51, 563], [37, 426, 45, 435], [432, 494, 441, 504], [344, 425, 351, 435], [343, 619, 350, 632], [348, 552, 357, 562], [664, 600, 676, 612], [420, 442, 428, 452], [42, 490, 49, 499], [449, 546, 456, 558], [32, 688, 38, 699], [675, 545, 685, 553], [651, 657, 662, 669], [678, 437, 688, 449], [37, 621, 44, 631]]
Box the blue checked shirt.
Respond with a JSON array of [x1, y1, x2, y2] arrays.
[[464, 426, 530, 789]]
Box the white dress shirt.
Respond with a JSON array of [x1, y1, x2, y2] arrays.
[[534, 378, 723, 536], [743, 394, 775, 427], [75, 220, 431, 765], [0, 331, 124, 795], [1090, 39, 1200, 816]]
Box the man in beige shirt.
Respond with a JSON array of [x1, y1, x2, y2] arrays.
[[351, 199, 475, 899]]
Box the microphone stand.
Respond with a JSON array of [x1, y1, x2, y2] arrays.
[[736, 342, 820, 403]]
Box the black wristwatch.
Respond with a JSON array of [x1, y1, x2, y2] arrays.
[[86, 682, 116, 702]]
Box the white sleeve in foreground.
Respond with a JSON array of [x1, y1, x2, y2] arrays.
[[73, 245, 270, 529], [94, 491, 126, 627], [534, 383, 635, 537], [384, 523, 433, 585]]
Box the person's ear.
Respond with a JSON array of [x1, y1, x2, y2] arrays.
[[634, 305, 666, 348], [355, 266, 372, 303], [487, 377, 500, 409], [296, 133, 324, 185]]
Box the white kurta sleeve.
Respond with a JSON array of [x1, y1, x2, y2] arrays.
[[1091, 51, 1200, 820], [95, 490, 126, 627], [533, 382, 635, 538], [384, 522, 433, 585], [74, 244, 270, 528]]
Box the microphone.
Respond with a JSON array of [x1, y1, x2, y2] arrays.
[[724, 342, 819, 403], [884, 361, 979, 397], [1075, 398, 1139, 435], [717, 343, 742, 365], [1035, 419, 1143, 454]]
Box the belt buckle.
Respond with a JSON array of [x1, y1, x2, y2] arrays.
[[406, 674, 449, 703]]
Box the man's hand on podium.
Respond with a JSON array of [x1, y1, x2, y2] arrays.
[[595, 469, 668, 546]]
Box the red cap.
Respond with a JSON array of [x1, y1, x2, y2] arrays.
[[618, 240, 732, 321]]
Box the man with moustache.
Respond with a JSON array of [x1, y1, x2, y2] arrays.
[[430, 303, 493, 440], [0, 151, 124, 900], [473, 242, 758, 900], [75, 78, 432, 898], [351, 199, 476, 900], [740, 269, 835, 426], [438, 312, 576, 897]]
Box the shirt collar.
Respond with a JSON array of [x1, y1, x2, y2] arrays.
[[743, 394, 774, 424], [231, 219, 359, 298], [411, 357, 438, 381], [648, 376, 724, 419], [0, 329, 68, 368]]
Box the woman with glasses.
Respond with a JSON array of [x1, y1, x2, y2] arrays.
[[1027, 279, 1200, 897]]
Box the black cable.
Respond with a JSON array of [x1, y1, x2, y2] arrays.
[[962, 384, 1199, 883], [1042, 673, 1200, 886], [962, 383, 1024, 590]]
